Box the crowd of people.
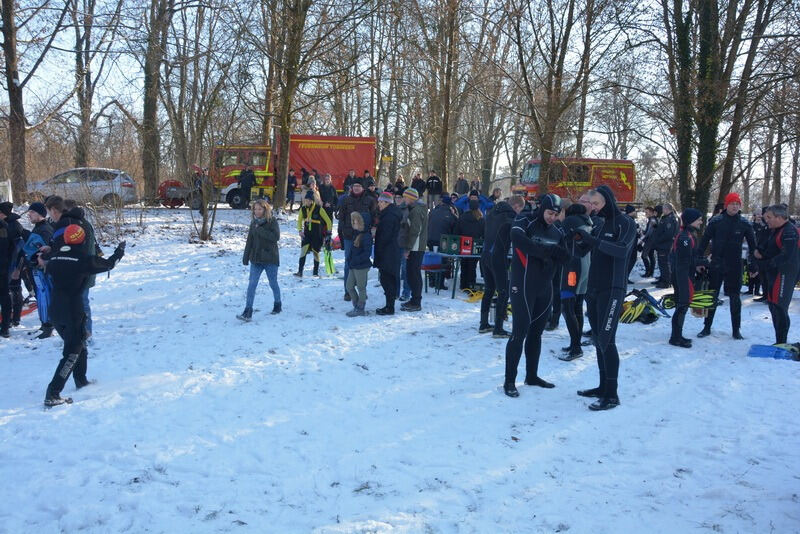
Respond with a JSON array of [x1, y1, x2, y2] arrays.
[[1, 196, 126, 406], [234, 168, 799, 411], [3, 170, 797, 410]]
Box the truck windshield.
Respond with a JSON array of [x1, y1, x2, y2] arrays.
[[521, 163, 540, 184]]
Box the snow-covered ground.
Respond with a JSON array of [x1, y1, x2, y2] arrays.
[[1, 207, 798, 533]]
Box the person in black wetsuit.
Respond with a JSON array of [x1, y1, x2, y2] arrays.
[[653, 203, 679, 288], [558, 203, 594, 360], [575, 186, 636, 411], [696, 192, 756, 340], [479, 195, 525, 336], [668, 208, 704, 348], [503, 194, 570, 398], [757, 204, 799, 344], [40, 224, 125, 406]]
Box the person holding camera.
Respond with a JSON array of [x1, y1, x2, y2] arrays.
[[39, 225, 126, 406]]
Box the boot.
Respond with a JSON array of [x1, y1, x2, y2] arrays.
[[313, 260, 320, 277], [37, 323, 54, 339], [478, 323, 494, 334], [588, 397, 621, 411], [271, 302, 282, 315], [376, 297, 395, 315], [669, 337, 692, 348], [0, 326, 9, 338], [524, 376, 555, 388], [558, 347, 583, 361], [697, 326, 711, 338], [503, 383, 520, 398], [344, 292, 351, 302], [492, 329, 510, 338], [236, 307, 253, 321], [295, 256, 306, 277]]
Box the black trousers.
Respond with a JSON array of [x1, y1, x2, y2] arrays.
[[406, 251, 424, 306], [0, 271, 10, 329], [9, 277, 23, 323], [505, 279, 551, 385], [656, 248, 671, 283], [460, 258, 478, 290], [548, 268, 562, 326], [642, 247, 656, 276], [586, 289, 624, 398], [46, 314, 88, 398], [480, 257, 509, 331], [627, 245, 638, 279], [670, 273, 693, 339], [767, 269, 796, 344], [378, 269, 398, 308], [704, 267, 742, 332], [561, 294, 585, 350]]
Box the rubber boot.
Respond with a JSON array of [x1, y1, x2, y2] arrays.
[[295, 256, 306, 277], [313, 260, 320, 277]]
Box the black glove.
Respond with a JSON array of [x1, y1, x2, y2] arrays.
[[575, 228, 598, 247], [111, 242, 126, 261], [551, 245, 571, 263]]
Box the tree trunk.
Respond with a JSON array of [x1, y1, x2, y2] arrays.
[[1, 0, 27, 198], [772, 110, 783, 204], [716, 0, 773, 204], [789, 132, 799, 214]]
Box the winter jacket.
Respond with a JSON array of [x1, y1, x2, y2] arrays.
[[319, 183, 338, 210], [427, 204, 457, 244], [397, 204, 410, 249], [482, 201, 516, 263], [344, 174, 358, 190], [456, 210, 484, 240], [454, 194, 494, 215], [698, 211, 756, 272], [239, 169, 255, 189], [411, 177, 427, 194], [287, 174, 298, 192], [0, 219, 11, 269], [374, 203, 402, 275], [405, 201, 428, 252], [454, 178, 469, 195], [653, 212, 679, 251], [426, 175, 442, 195], [243, 217, 280, 266], [585, 185, 637, 291], [46, 243, 123, 325], [642, 216, 658, 248], [337, 191, 377, 240], [347, 212, 373, 270]]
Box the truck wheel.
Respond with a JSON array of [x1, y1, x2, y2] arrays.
[[227, 189, 245, 209]]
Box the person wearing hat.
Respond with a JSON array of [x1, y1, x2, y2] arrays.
[[479, 195, 526, 337], [652, 202, 679, 288], [337, 181, 378, 301], [668, 208, 705, 348], [503, 193, 571, 398], [401, 187, 428, 311], [295, 191, 332, 278], [373, 192, 402, 314], [20, 202, 54, 336], [696, 192, 756, 340], [40, 224, 125, 406], [756, 204, 800, 344], [574, 186, 637, 410]]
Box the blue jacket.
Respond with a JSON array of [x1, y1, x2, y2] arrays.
[[347, 212, 373, 269]]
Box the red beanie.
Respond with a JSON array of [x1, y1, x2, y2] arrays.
[[724, 192, 741, 207]]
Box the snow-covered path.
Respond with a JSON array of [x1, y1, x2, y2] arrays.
[[1, 208, 798, 533]]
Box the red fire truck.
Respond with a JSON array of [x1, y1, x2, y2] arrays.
[[511, 157, 636, 203], [158, 135, 376, 209]]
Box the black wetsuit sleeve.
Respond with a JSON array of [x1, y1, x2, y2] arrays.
[[511, 221, 557, 257], [85, 254, 119, 275], [743, 222, 757, 265], [596, 220, 635, 258]]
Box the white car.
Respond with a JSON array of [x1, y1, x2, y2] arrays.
[[33, 167, 138, 206]]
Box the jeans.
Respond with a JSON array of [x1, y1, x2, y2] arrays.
[[245, 263, 281, 310], [342, 239, 354, 292], [82, 287, 92, 336], [398, 253, 411, 298]]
